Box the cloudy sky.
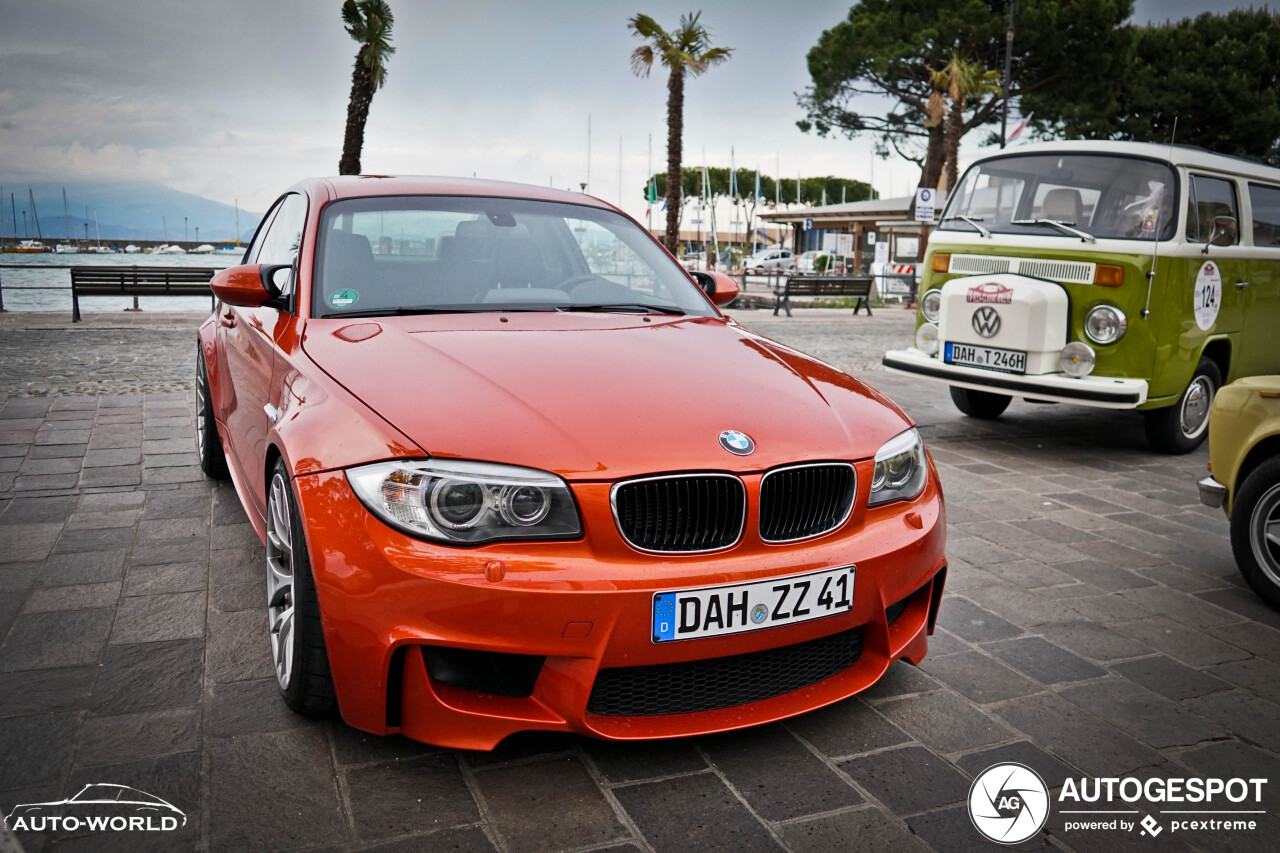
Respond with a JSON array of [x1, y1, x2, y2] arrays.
[[0, 0, 1255, 222]]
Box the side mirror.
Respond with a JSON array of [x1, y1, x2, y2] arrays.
[[1205, 215, 1238, 251], [692, 271, 740, 307], [209, 264, 290, 307]]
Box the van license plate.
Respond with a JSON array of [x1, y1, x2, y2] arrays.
[[651, 566, 855, 643], [945, 342, 1027, 374]]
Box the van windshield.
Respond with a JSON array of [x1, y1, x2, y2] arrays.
[[940, 153, 1178, 241]]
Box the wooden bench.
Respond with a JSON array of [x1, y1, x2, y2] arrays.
[[773, 275, 874, 317], [70, 266, 218, 321]]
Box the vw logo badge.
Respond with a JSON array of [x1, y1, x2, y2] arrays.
[[719, 430, 755, 455], [972, 306, 1001, 338]]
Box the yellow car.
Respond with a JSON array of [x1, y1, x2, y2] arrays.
[[1199, 376, 1280, 608]]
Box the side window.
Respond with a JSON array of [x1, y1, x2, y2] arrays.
[[253, 194, 308, 298], [1248, 183, 1280, 247], [1185, 175, 1238, 243], [245, 201, 283, 264]]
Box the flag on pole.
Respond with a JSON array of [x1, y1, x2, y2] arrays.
[[1009, 112, 1033, 142]]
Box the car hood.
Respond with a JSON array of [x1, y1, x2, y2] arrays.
[[302, 313, 912, 480]]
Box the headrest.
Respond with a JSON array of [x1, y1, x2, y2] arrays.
[[321, 229, 374, 295], [1042, 188, 1083, 224]]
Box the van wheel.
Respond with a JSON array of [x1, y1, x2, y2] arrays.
[[1230, 457, 1280, 610], [1144, 358, 1221, 454], [950, 387, 1012, 419]]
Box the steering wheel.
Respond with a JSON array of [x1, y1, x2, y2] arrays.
[[558, 274, 612, 293]]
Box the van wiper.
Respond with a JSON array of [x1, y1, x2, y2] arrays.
[[558, 303, 685, 315], [1011, 218, 1096, 244], [941, 215, 991, 238]]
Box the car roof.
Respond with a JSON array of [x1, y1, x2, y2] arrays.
[[290, 175, 620, 210], [970, 140, 1280, 183]]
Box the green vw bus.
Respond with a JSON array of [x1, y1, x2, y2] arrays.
[[884, 141, 1280, 453]]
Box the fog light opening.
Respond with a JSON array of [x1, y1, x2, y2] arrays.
[[422, 646, 545, 698], [1059, 341, 1096, 377]]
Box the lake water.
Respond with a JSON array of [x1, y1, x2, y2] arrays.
[[0, 252, 241, 313]]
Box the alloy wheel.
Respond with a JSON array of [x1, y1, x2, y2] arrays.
[[1179, 376, 1214, 439], [196, 359, 208, 452], [1250, 483, 1280, 589], [266, 472, 296, 690]]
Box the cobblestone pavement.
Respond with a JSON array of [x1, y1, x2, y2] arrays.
[[1, 310, 1278, 853]]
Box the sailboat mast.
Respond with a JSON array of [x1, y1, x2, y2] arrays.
[[62, 188, 71, 241], [234, 199, 240, 245], [29, 188, 42, 239], [95, 212, 101, 246]]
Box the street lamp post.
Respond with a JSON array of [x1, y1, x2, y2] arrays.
[[184, 217, 188, 244]]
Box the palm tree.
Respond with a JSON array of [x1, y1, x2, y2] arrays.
[[339, 0, 395, 176], [925, 52, 1000, 191], [629, 12, 732, 255]]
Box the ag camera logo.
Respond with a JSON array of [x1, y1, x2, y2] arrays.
[[969, 763, 1050, 844]]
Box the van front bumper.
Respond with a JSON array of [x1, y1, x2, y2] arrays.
[[1198, 475, 1228, 510], [883, 348, 1149, 409]]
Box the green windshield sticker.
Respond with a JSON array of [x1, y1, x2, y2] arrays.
[[330, 289, 358, 308]]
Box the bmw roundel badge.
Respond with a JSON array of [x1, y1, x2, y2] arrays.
[[719, 430, 755, 456]]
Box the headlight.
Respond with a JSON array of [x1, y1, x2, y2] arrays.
[[920, 289, 942, 322], [1059, 341, 1096, 377], [869, 428, 928, 507], [347, 458, 581, 544], [1084, 304, 1126, 344], [915, 322, 940, 355]]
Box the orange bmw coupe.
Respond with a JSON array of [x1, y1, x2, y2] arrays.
[[197, 176, 947, 750]]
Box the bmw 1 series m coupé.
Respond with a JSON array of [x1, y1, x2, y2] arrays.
[[196, 176, 947, 750]]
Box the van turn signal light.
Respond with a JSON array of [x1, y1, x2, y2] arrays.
[[930, 253, 951, 273], [1093, 264, 1125, 287]]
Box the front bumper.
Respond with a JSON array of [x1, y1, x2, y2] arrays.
[[293, 468, 946, 751], [883, 347, 1148, 408], [1198, 475, 1228, 510]]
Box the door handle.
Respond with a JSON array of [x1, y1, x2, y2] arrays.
[[1235, 281, 1250, 290], [219, 310, 237, 328]]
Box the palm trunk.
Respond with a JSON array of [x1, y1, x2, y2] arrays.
[[664, 68, 684, 255], [339, 47, 375, 176], [920, 123, 946, 190], [943, 96, 964, 192]]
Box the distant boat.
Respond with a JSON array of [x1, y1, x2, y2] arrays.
[[151, 244, 186, 255], [213, 245, 242, 255], [53, 243, 81, 254], [124, 244, 142, 254], [3, 239, 47, 253], [190, 243, 215, 254], [86, 245, 116, 254]]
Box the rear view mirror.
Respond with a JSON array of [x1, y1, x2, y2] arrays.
[[1205, 216, 1238, 251], [692, 271, 740, 307], [210, 264, 291, 307]]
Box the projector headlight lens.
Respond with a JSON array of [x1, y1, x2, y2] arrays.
[[1060, 341, 1096, 377], [920, 289, 942, 322], [915, 322, 940, 355], [1084, 304, 1127, 345]]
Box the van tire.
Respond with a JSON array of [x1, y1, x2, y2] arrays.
[[950, 387, 1012, 419], [1231, 457, 1280, 610], [1144, 358, 1221, 454]]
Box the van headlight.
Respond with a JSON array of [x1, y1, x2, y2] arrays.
[[1084, 305, 1126, 345], [920, 289, 942, 322], [347, 459, 581, 544], [869, 428, 928, 506]]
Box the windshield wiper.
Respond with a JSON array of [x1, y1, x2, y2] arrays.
[[557, 303, 685, 315], [941, 215, 991, 238], [321, 305, 536, 318], [1011, 218, 1096, 244]]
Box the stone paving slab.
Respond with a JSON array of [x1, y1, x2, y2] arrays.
[[0, 309, 1277, 852]]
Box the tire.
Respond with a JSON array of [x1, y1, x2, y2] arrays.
[[195, 348, 229, 480], [949, 386, 1012, 419], [1144, 357, 1221, 454], [1230, 456, 1280, 610], [266, 459, 337, 716]]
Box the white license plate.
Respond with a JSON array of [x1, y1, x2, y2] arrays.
[[651, 565, 855, 643], [945, 341, 1027, 374]]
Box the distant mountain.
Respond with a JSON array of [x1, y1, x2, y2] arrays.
[[0, 182, 263, 244]]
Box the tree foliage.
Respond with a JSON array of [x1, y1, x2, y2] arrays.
[[339, 0, 396, 176], [628, 12, 733, 253], [1035, 9, 1280, 164], [643, 168, 873, 208], [798, 0, 1133, 187]]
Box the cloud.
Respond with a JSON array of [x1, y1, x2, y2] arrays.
[[0, 141, 172, 182]]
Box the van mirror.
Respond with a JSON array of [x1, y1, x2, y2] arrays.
[[1205, 216, 1238, 251]]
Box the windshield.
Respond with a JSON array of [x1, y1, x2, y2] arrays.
[[940, 153, 1178, 241], [312, 196, 714, 318]]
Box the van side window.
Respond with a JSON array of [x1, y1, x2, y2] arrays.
[[1185, 175, 1239, 244], [1248, 183, 1280, 247]]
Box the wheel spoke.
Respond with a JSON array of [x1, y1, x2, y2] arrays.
[[1265, 519, 1280, 549], [272, 606, 295, 686]]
